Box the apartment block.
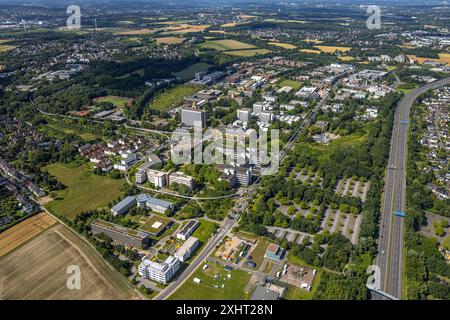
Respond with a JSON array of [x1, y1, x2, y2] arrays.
[[135, 170, 147, 184], [168, 172, 194, 190], [147, 169, 168, 188]]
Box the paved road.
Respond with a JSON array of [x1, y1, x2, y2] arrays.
[[375, 77, 450, 299]]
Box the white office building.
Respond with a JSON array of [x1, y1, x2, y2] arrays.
[[175, 237, 199, 262], [177, 220, 199, 241], [168, 172, 194, 190], [136, 194, 173, 214], [147, 169, 168, 188], [237, 108, 251, 122], [135, 170, 147, 184], [138, 256, 180, 284]]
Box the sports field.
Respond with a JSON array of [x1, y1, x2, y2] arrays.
[[0, 224, 137, 299], [0, 212, 56, 257], [93, 95, 134, 108], [198, 39, 256, 51], [44, 162, 125, 219], [278, 79, 302, 89]]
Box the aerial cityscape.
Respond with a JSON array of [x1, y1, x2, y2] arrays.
[[0, 0, 449, 306]]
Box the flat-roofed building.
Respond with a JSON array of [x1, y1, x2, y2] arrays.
[[177, 220, 199, 241], [111, 196, 136, 216], [237, 108, 251, 122], [235, 165, 252, 186], [259, 111, 273, 123], [136, 194, 173, 214], [147, 169, 168, 188], [295, 86, 320, 99], [217, 164, 252, 187], [138, 255, 180, 284], [91, 219, 149, 249], [181, 107, 206, 127], [264, 243, 286, 262], [136, 170, 147, 184], [175, 237, 199, 262], [168, 172, 194, 190], [250, 285, 282, 300]]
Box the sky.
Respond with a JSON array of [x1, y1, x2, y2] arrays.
[[0, 0, 447, 8], [0, 0, 446, 4]]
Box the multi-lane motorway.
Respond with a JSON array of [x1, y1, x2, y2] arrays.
[[375, 77, 450, 300]]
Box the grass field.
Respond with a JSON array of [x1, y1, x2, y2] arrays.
[[115, 28, 155, 35], [42, 123, 103, 142], [0, 224, 137, 299], [268, 42, 297, 49], [0, 212, 56, 257], [302, 39, 324, 44], [224, 49, 271, 57], [198, 39, 256, 51], [300, 49, 322, 54], [283, 284, 313, 300], [314, 45, 352, 53], [154, 37, 186, 44], [93, 96, 134, 108], [283, 270, 322, 300], [160, 24, 210, 35], [278, 79, 302, 89], [148, 84, 201, 111], [192, 219, 219, 244], [263, 19, 307, 24], [442, 236, 450, 250], [0, 45, 16, 52], [407, 53, 450, 66], [338, 56, 355, 61], [44, 162, 125, 219], [249, 238, 270, 269], [175, 62, 212, 81], [121, 37, 142, 45], [398, 83, 419, 94], [169, 262, 251, 300]]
